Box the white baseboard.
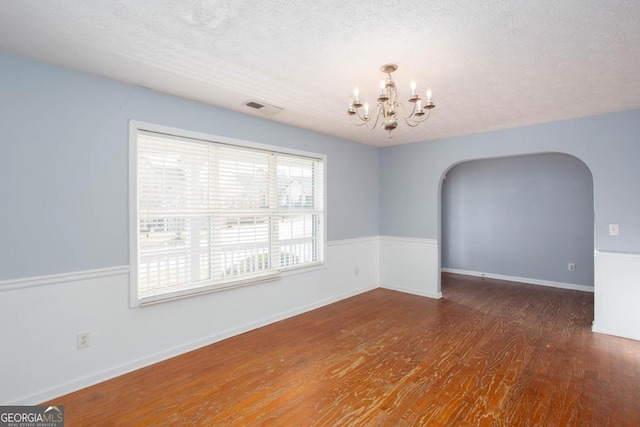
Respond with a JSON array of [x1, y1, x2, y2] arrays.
[[381, 283, 442, 299], [442, 268, 594, 292], [592, 322, 640, 342]]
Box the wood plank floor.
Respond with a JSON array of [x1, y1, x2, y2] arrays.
[[45, 273, 640, 426]]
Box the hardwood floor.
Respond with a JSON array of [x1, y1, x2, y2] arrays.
[[45, 273, 640, 426]]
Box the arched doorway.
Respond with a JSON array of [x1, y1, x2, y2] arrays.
[[439, 152, 594, 296]]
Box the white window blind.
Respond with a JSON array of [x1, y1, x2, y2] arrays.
[[131, 125, 325, 305]]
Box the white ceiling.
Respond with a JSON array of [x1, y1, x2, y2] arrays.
[[2, 1, 640, 147]]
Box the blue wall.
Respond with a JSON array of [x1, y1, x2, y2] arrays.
[[441, 153, 594, 286], [380, 110, 640, 255], [0, 53, 380, 280]]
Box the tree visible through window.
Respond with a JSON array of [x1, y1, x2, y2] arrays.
[[130, 123, 325, 306]]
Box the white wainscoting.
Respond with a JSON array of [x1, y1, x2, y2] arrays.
[[441, 268, 594, 293], [0, 237, 379, 405], [379, 236, 442, 299], [592, 251, 640, 341]]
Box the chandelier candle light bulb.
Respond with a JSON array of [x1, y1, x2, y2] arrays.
[[347, 63, 435, 134], [351, 86, 362, 108], [424, 87, 435, 109]]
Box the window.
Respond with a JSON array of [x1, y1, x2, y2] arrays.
[[129, 121, 325, 306]]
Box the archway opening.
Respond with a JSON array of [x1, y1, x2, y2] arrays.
[[438, 153, 595, 301]]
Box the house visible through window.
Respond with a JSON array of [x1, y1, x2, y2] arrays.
[[129, 122, 325, 306]]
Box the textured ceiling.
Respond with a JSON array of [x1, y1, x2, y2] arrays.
[[1, 0, 640, 146]]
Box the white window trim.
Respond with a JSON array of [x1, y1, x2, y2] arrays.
[[128, 120, 327, 308]]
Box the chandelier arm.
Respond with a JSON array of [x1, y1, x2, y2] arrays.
[[352, 107, 368, 122], [399, 101, 427, 120], [396, 101, 413, 119], [410, 101, 417, 117], [418, 108, 432, 122], [349, 103, 383, 128], [349, 116, 371, 127], [402, 118, 421, 128], [402, 109, 432, 127], [365, 104, 383, 130]]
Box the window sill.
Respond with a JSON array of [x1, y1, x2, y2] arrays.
[[133, 262, 326, 308]]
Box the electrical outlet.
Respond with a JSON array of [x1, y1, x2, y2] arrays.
[[568, 263, 575, 271], [354, 267, 359, 276], [609, 223, 619, 236], [77, 332, 90, 349]]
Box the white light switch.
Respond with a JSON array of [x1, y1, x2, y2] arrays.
[[608, 223, 619, 236]]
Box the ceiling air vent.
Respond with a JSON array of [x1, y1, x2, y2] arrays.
[[243, 100, 283, 115]]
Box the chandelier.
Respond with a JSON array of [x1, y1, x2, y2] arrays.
[[347, 64, 435, 133]]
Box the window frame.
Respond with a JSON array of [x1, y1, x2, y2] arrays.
[[129, 120, 327, 307]]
